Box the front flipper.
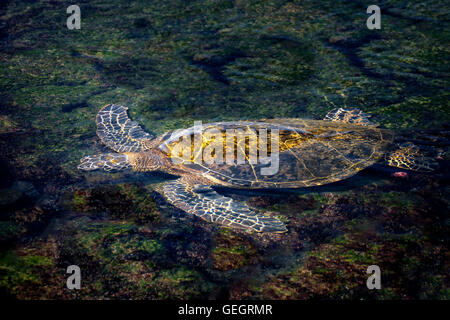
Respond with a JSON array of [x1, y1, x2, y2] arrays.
[[386, 143, 438, 172], [96, 104, 154, 153], [163, 179, 287, 233]]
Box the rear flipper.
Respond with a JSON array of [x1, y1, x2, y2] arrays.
[[163, 178, 287, 233], [78, 153, 131, 171], [323, 108, 374, 126], [386, 143, 438, 172]]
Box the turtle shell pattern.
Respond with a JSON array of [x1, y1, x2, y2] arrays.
[[158, 119, 395, 188]]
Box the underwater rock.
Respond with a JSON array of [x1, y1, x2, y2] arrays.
[[0, 237, 72, 299], [50, 217, 216, 299], [159, 226, 211, 269], [0, 181, 39, 207], [69, 183, 161, 224]]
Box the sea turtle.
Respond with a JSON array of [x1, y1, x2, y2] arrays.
[[78, 104, 435, 233]]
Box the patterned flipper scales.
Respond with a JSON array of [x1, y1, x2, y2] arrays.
[[323, 108, 374, 126], [78, 153, 131, 171], [386, 143, 438, 172], [96, 104, 154, 153], [163, 179, 287, 233]]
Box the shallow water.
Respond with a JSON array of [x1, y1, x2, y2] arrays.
[[0, 0, 449, 299]]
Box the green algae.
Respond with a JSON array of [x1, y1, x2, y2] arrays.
[[57, 217, 215, 299], [211, 228, 258, 271], [0, 250, 53, 295], [0, 116, 19, 133], [74, 221, 163, 262], [130, 266, 215, 299], [360, 190, 420, 210], [309, 236, 379, 266], [151, 267, 214, 299], [72, 192, 88, 210]]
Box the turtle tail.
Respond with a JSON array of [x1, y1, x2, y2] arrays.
[[78, 153, 131, 171]]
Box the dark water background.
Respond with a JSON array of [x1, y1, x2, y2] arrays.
[[0, 0, 449, 299]]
